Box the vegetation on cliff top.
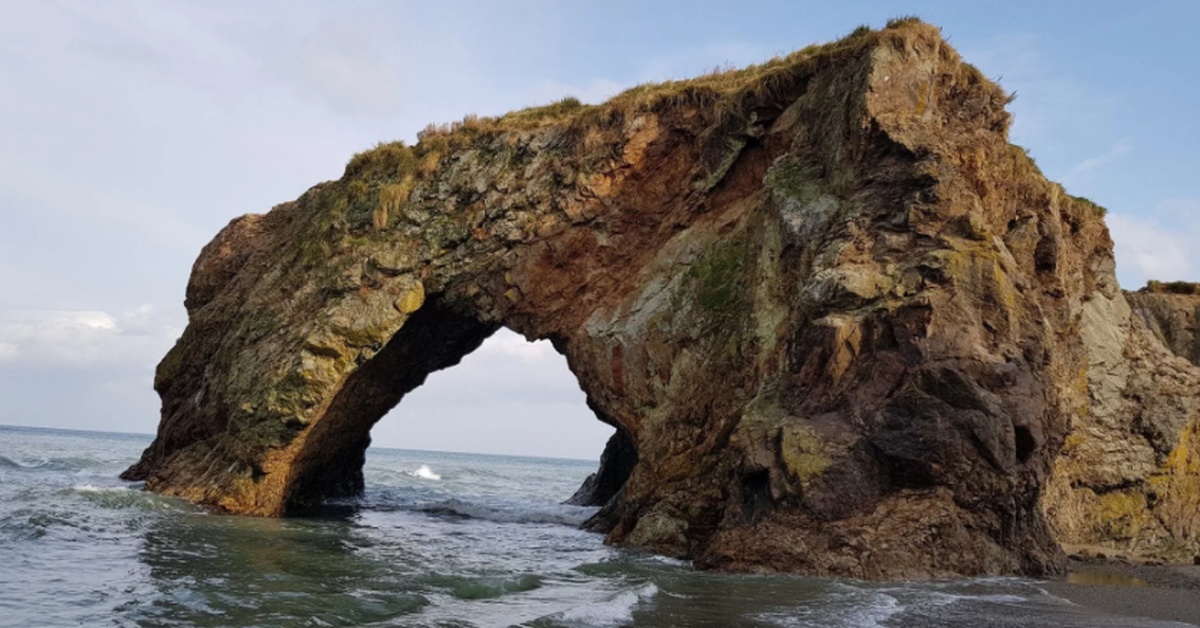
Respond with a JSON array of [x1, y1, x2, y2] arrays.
[[343, 17, 994, 172], [1143, 280, 1200, 295], [331, 17, 1007, 242]]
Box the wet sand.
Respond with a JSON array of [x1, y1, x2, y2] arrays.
[[1042, 553, 1200, 626]]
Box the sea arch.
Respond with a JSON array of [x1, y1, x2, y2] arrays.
[[123, 23, 1149, 577]]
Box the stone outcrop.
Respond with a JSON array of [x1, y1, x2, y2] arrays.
[[124, 20, 1200, 578], [1129, 284, 1200, 366], [1044, 283, 1200, 562]]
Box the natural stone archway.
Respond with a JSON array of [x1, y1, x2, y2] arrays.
[[125, 21, 1200, 578]]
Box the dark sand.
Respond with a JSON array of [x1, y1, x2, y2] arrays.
[[1042, 555, 1200, 626]]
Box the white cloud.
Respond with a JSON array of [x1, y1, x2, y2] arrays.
[[374, 327, 610, 458], [473, 329, 559, 364], [1107, 211, 1196, 287], [1155, 198, 1200, 220], [0, 306, 182, 367]]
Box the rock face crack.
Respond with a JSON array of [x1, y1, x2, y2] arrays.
[[125, 21, 1200, 578]]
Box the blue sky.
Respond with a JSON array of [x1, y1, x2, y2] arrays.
[[0, 1, 1196, 459]]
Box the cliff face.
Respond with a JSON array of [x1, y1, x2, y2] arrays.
[[1129, 286, 1200, 366], [1044, 284, 1200, 561], [124, 21, 1200, 578]]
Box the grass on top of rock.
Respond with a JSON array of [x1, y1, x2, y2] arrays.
[[1143, 280, 1200, 296], [1068, 194, 1108, 218], [886, 15, 924, 29], [343, 16, 947, 175], [331, 17, 987, 245]]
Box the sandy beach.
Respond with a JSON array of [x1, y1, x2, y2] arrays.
[[1042, 552, 1200, 626]]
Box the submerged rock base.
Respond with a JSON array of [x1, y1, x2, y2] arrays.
[[125, 21, 1200, 578]]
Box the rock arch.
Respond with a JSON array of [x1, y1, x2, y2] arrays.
[[125, 21, 1200, 578]]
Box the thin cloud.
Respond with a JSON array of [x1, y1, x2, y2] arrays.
[[1070, 139, 1132, 178]]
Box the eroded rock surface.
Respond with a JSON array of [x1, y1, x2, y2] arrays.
[[1044, 283, 1200, 562], [1129, 285, 1200, 366], [125, 21, 1200, 578]]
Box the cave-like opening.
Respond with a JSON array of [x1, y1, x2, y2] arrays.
[[281, 299, 637, 519]]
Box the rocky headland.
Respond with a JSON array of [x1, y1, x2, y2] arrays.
[[123, 19, 1200, 579]]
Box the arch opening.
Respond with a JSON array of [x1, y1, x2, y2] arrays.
[[282, 298, 637, 522]]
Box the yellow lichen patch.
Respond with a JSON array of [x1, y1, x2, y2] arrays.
[[1061, 432, 1086, 454], [929, 240, 1020, 335], [1091, 491, 1150, 541], [780, 424, 831, 486], [1146, 420, 1200, 540], [393, 282, 425, 315]]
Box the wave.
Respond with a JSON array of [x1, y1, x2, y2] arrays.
[[548, 583, 658, 627], [0, 455, 113, 472], [926, 591, 1029, 606], [0, 455, 51, 469], [70, 484, 201, 512], [408, 464, 441, 481], [419, 497, 597, 526], [419, 573, 544, 600], [758, 585, 903, 628]]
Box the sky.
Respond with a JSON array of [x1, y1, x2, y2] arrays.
[[0, 1, 1197, 461]]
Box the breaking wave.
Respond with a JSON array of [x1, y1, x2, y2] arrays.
[[408, 464, 441, 480], [546, 583, 658, 627]]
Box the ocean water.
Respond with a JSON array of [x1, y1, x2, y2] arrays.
[[0, 424, 1192, 628]]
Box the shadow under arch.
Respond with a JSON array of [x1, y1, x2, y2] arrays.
[[284, 297, 637, 521]]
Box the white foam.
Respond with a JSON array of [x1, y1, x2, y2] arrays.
[[927, 591, 1029, 606], [72, 484, 131, 493], [408, 464, 441, 480], [760, 587, 903, 628], [554, 583, 658, 626]]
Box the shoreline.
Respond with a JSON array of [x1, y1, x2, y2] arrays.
[[1040, 550, 1200, 626]]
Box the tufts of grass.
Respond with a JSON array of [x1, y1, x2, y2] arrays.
[[1144, 280, 1200, 296], [344, 141, 417, 180], [374, 178, 414, 230], [885, 15, 924, 29], [1067, 194, 1107, 218], [331, 16, 966, 238], [847, 24, 872, 39], [498, 96, 591, 128], [350, 19, 945, 172]]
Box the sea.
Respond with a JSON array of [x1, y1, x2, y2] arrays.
[[0, 424, 1192, 628]]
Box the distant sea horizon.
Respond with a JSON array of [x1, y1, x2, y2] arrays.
[[0, 421, 599, 463]]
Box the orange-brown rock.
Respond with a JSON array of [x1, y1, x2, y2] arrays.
[[125, 20, 1200, 578]]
